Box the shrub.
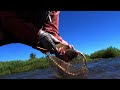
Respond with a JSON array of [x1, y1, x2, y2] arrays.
[[90, 46, 120, 59]]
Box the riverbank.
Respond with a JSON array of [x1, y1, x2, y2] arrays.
[[0, 56, 120, 77], [0, 57, 50, 76], [1, 57, 120, 79]]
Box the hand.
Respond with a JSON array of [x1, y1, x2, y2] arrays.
[[56, 39, 79, 56], [37, 30, 79, 62], [37, 30, 60, 54], [55, 43, 79, 62]]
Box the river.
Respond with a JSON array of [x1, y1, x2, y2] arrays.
[[0, 57, 120, 79]]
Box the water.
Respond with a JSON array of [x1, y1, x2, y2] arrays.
[[0, 57, 120, 79]]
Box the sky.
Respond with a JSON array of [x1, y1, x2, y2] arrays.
[[0, 11, 120, 61]]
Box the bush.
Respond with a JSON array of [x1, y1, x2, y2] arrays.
[[90, 46, 120, 59]]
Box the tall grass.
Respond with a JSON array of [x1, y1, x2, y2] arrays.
[[0, 57, 50, 76], [89, 46, 120, 59]]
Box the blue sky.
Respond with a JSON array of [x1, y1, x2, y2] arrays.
[[0, 11, 120, 61]]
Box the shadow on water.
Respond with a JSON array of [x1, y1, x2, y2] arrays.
[[1, 57, 120, 79]]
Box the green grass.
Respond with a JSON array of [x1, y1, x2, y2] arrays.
[[0, 57, 50, 76]]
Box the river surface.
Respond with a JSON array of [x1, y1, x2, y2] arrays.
[[0, 57, 120, 79]]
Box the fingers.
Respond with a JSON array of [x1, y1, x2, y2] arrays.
[[57, 46, 66, 55], [56, 44, 79, 56]]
